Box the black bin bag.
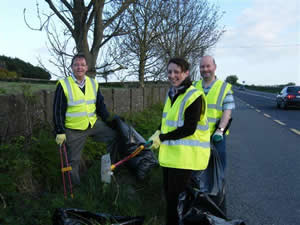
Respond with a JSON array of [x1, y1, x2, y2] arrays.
[[53, 208, 144, 225], [190, 145, 226, 210], [178, 145, 246, 225], [111, 117, 159, 180], [177, 187, 245, 225]]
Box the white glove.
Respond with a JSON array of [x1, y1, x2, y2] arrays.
[[148, 130, 161, 150], [56, 134, 66, 146]]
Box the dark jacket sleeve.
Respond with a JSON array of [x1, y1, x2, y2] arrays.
[[96, 87, 110, 122], [159, 96, 202, 141], [53, 83, 67, 134]]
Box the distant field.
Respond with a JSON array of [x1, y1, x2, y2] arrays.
[[0, 81, 56, 96], [245, 85, 281, 93], [0, 80, 286, 96]]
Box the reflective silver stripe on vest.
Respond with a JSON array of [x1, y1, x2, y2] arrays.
[[161, 93, 169, 118], [207, 104, 222, 111], [66, 111, 95, 117], [165, 120, 183, 127], [197, 123, 209, 131], [65, 77, 97, 106], [66, 112, 87, 117], [208, 117, 220, 123], [65, 78, 85, 106], [163, 88, 197, 127], [206, 82, 228, 111], [216, 82, 228, 107], [90, 78, 97, 98], [88, 112, 95, 117], [165, 120, 209, 131], [164, 139, 210, 148], [163, 88, 209, 132], [207, 104, 217, 109], [178, 89, 198, 122], [86, 99, 96, 104]]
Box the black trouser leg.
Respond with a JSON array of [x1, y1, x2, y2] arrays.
[[162, 167, 192, 225]]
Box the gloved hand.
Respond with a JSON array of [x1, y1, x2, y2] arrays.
[[148, 130, 161, 150], [56, 134, 66, 146], [212, 130, 223, 143]]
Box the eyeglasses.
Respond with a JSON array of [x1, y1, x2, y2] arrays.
[[73, 64, 87, 67]]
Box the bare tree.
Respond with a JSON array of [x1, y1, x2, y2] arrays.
[[110, 0, 224, 85], [24, 0, 136, 78], [155, 0, 225, 80], [110, 0, 170, 87]]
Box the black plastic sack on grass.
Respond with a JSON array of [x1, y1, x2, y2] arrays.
[[53, 208, 144, 225], [112, 117, 158, 180], [177, 188, 245, 225]]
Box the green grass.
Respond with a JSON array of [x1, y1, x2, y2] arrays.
[[244, 85, 282, 93], [0, 103, 164, 225], [0, 81, 56, 95]]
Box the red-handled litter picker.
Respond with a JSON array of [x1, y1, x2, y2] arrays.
[[101, 141, 152, 183], [59, 142, 74, 198]]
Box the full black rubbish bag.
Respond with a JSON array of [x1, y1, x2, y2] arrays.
[[190, 145, 226, 210], [52, 208, 145, 225], [177, 187, 245, 225], [178, 145, 246, 225], [111, 117, 159, 180]]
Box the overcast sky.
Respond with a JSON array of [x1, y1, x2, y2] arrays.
[[0, 0, 299, 85]]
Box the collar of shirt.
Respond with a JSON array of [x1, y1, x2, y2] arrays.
[[202, 77, 218, 94], [71, 73, 86, 89]]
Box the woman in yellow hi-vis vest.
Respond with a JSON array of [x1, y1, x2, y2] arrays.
[[148, 58, 210, 225]]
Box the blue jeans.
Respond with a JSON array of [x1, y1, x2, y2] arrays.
[[213, 135, 227, 170]]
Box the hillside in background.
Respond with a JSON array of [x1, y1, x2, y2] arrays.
[[0, 55, 50, 80]]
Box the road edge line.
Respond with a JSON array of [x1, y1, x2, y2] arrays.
[[290, 128, 300, 136], [274, 120, 286, 126]]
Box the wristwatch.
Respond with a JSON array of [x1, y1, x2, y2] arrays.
[[218, 127, 225, 132]]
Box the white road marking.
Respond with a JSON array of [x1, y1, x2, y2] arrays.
[[235, 90, 276, 100], [264, 113, 271, 118], [274, 120, 286, 126], [290, 128, 300, 136]]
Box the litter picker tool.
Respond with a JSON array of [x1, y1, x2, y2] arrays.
[[101, 141, 152, 183], [59, 142, 74, 198]]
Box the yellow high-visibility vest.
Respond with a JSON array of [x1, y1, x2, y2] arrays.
[[159, 86, 211, 170], [193, 79, 232, 135], [59, 76, 98, 130]]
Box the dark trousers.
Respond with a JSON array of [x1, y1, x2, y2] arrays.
[[162, 167, 192, 225], [65, 120, 120, 185]]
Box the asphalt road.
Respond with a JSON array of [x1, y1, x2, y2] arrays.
[[233, 88, 300, 133], [226, 89, 300, 225]]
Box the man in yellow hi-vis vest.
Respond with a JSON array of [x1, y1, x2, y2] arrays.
[[53, 54, 121, 185], [193, 55, 235, 170]]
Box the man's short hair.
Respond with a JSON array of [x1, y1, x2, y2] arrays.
[[71, 53, 87, 66], [200, 55, 216, 65]]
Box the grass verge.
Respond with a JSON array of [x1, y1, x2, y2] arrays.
[[0, 103, 164, 225]]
